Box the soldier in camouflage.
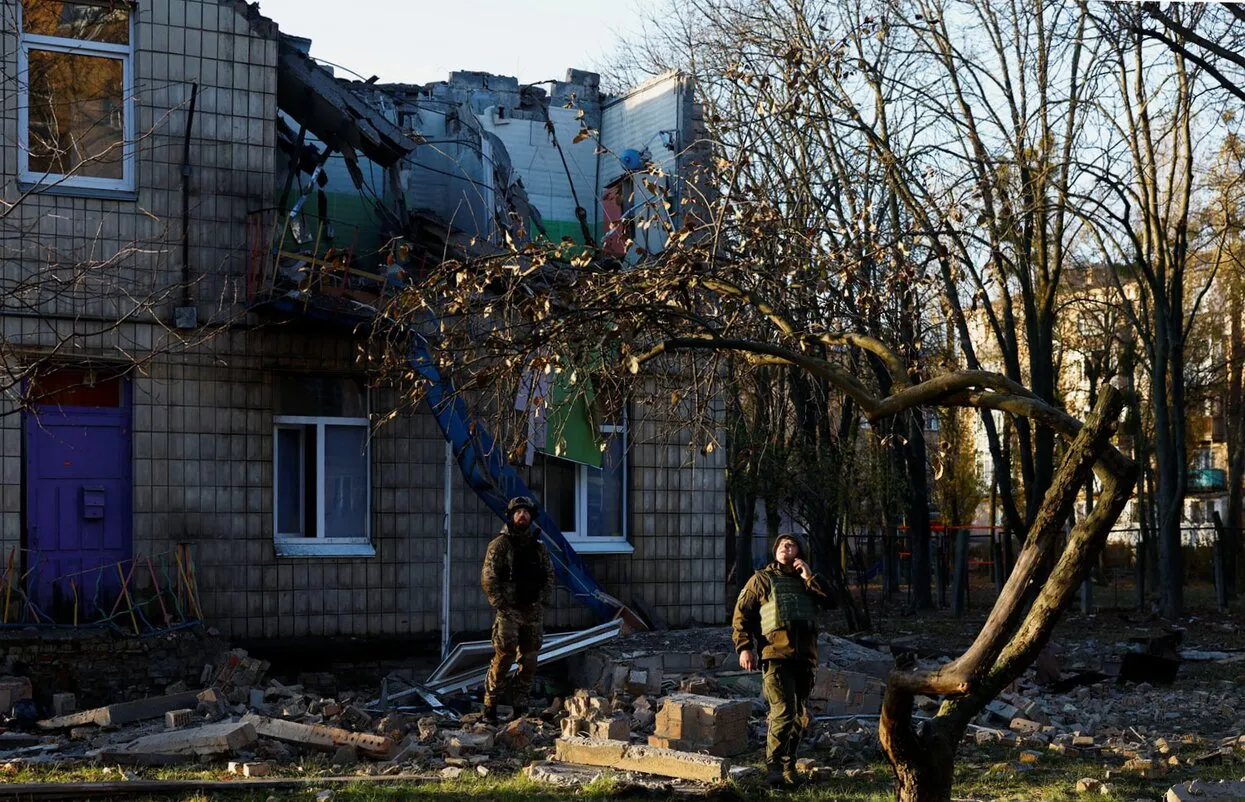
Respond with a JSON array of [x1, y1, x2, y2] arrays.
[[732, 533, 835, 787], [480, 495, 554, 723]]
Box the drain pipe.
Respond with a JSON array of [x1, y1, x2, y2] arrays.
[[441, 439, 454, 660], [175, 83, 199, 330]]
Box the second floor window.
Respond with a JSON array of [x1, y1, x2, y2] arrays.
[[18, 1, 134, 192]]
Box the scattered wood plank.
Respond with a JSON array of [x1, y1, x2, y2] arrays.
[[90, 750, 191, 767], [0, 733, 44, 749], [37, 691, 202, 730], [0, 774, 426, 800], [241, 713, 397, 760]]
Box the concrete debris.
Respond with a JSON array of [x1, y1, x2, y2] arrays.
[[241, 713, 398, 760], [632, 696, 656, 731], [91, 720, 257, 759], [524, 759, 607, 786], [1076, 777, 1101, 792], [524, 758, 700, 790], [164, 709, 192, 730], [498, 718, 531, 751], [3, 622, 1242, 790], [330, 744, 358, 767], [228, 759, 272, 777], [50, 693, 75, 717], [37, 691, 202, 730], [445, 730, 494, 752], [650, 694, 750, 757], [810, 668, 886, 716], [560, 689, 630, 741], [0, 677, 32, 716], [1167, 780, 1245, 801], [729, 764, 762, 781], [211, 649, 271, 705], [555, 736, 730, 782]]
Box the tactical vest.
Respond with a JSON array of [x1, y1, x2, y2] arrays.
[[510, 533, 546, 606], [760, 572, 816, 635]]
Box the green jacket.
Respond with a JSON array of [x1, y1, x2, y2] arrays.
[[732, 562, 834, 663], [480, 526, 554, 612]]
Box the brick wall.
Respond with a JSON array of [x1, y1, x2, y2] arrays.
[[0, 627, 227, 708]]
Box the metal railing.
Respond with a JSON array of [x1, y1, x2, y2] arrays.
[[0, 545, 204, 635]]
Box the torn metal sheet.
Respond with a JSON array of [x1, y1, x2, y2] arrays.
[[366, 679, 458, 720], [426, 629, 581, 686], [427, 619, 623, 697], [277, 36, 413, 167]]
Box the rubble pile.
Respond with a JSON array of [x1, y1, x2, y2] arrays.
[[0, 646, 558, 779], [0, 623, 1241, 795]]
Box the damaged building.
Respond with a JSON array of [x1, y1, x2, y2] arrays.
[[0, 0, 723, 659]]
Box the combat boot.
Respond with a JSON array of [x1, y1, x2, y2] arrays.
[[765, 762, 785, 788], [482, 703, 498, 725], [783, 766, 806, 788]]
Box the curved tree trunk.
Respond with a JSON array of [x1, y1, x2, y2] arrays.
[[880, 387, 1136, 801]]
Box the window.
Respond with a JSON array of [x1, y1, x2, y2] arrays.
[[273, 376, 373, 557], [535, 420, 631, 554], [601, 177, 635, 257], [17, 1, 135, 192]]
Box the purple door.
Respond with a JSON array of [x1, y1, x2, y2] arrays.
[[24, 372, 131, 622]]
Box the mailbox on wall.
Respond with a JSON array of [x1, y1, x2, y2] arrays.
[[82, 486, 106, 521]]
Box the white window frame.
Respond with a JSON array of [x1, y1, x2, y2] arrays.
[[559, 419, 632, 555], [272, 414, 374, 558], [16, 3, 137, 193]]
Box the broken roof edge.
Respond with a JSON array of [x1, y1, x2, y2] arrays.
[[601, 70, 690, 109], [276, 34, 415, 168], [218, 0, 279, 40]]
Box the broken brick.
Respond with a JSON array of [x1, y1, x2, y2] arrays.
[[165, 709, 192, 729]]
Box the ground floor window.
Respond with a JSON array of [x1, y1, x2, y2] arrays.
[[273, 375, 373, 557], [535, 420, 630, 554]]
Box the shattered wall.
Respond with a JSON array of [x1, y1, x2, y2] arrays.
[[1, 4, 725, 647], [480, 104, 598, 243], [374, 70, 604, 246], [599, 72, 701, 261]]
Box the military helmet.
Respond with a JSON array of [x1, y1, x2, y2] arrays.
[[507, 495, 538, 515], [773, 533, 805, 559]]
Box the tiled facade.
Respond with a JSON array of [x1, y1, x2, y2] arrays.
[[0, 0, 727, 642]]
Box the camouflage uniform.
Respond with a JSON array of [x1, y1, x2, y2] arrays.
[[480, 515, 554, 712], [731, 538, 834, 779]]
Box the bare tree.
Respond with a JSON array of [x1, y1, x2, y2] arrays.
[[1081, 3, 1216, 618]]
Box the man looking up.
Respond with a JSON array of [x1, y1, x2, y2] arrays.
[[732, 533, 836, 787]]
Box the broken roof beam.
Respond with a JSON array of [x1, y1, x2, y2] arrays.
[[277, 36, 413, 167]]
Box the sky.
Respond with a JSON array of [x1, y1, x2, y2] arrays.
[[255, 0, 660, 86]]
